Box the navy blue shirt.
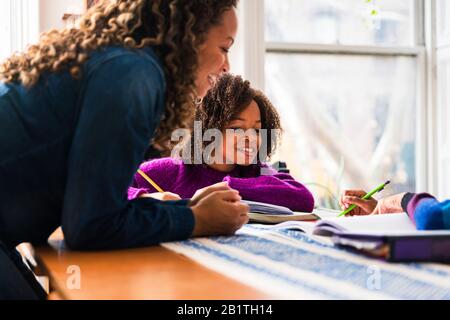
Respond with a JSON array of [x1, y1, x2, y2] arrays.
[[0, 46, 195, 250]]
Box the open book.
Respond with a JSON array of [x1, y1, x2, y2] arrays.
[[243, 200, 340, 224], [313, 212, 417, 236], [259, 213, 450, 262]]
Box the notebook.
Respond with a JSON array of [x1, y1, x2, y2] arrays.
[[243, 200, 340, 224], [243, 200, 294, 215], [261, 213, 450, 262]]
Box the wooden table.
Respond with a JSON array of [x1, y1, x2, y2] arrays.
[[34, 230, 273, 300]]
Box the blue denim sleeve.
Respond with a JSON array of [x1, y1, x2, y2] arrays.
[[61, 52, 195, 250]]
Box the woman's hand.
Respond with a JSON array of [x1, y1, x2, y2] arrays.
[[189, 181, 232, 207], [139, 192, 182, 201], [190, 189, 249, 237], [340, 190, 378, 216]]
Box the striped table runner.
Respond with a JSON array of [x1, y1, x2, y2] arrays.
[[163, 225, 450, 299]]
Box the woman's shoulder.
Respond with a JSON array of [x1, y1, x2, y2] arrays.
[[87, 46, 160, 66], [84, 46, 165, 83]]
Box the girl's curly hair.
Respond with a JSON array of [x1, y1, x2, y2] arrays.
[[191, 73, 282, 162], [0, 0, 238, 152]]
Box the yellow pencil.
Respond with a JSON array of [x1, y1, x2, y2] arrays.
[[137, 169, 165, 193]]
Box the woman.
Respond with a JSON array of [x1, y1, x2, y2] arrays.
[[130, 74, 315, 212], [0, 0, 248, 299], [340, 190, 450, 230]]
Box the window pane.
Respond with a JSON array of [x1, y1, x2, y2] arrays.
[[265, 0, 415, 46], [0, 0, 11, 62], [266, 53, 416, 208]]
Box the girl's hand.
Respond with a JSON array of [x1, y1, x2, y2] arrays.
[[139, 192, 182, 201], [340, 190, 406, 216], [340, 190, 378, 216], [189, 181, 232, 207], [191, 190, 249, 237]]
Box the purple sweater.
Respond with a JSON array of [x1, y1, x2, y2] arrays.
[[128, 157, 315, 212]]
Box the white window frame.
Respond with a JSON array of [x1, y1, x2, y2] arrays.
[[424, 0, 438, 196], [236, 0, 431, 193]]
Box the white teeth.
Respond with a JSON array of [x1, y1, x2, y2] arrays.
[[238, 148, 254, 153]]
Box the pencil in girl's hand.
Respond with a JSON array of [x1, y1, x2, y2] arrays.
[[338, 180, 390, 217], [137, 169, 164, 193]]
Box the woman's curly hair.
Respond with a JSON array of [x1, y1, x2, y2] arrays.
[[0, 0, 238, 152], [190, 73, 282, 162]]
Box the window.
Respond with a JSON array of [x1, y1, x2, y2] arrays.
[[260, 0, 424, 208], [0, 1, 13, 61], [265, 0, 415, 46], [436, 0, 450, 199], [0, 0, 39, 62]]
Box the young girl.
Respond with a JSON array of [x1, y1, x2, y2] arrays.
[[129, 74, 315, 212]]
